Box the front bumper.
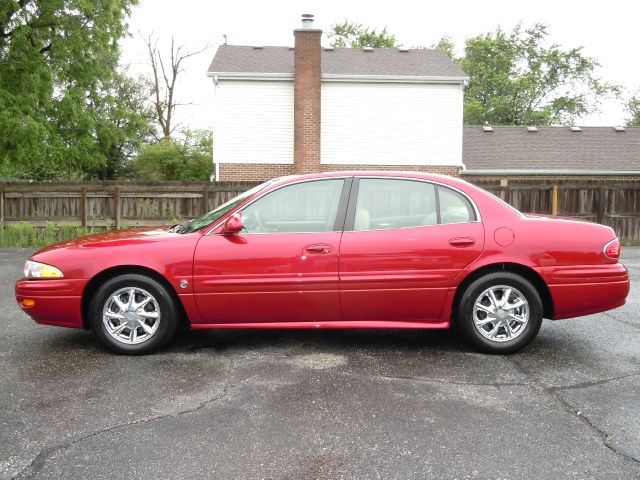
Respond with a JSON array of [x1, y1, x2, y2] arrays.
[[15, 278, 87, 328]]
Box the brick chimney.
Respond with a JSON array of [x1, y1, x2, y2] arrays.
[[293, 14, 322, 174]]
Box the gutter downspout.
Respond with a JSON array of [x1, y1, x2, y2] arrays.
[[212, 75, 220, 181]]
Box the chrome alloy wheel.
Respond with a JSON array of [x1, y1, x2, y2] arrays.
[[102, 287, 161, 345], [472, 285, 529, 343]]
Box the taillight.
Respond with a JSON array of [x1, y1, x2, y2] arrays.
[[604, 238, 621, 259]]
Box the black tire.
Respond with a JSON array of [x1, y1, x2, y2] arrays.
[[89, 274, 178, 354], [456, 272, 543, 354]]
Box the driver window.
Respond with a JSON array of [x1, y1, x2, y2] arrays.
[[241, 179, 344, 233]]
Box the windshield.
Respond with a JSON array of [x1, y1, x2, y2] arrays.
[[176, 181, 272, 233]]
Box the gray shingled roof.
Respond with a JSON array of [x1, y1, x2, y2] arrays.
[[208, 45, 467, 78], [463, 126, 640, 172]]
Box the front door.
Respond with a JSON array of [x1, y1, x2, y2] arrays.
[[193, 178, 350, 324], [339, 178, 484, 323]]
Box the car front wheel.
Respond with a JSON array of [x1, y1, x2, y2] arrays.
[[89, 274, 178, 354], [457, 272, 543, 354]]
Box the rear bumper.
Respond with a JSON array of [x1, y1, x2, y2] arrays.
[[536, 264, 630, 320], [15, 278, 86, 328]]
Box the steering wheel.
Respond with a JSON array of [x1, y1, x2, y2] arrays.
[[243, 208, 268, 233], [253, 209, 268, 232]]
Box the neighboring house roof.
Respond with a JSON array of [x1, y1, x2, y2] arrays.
[[207, 45, 468, 81], [463, 126, 640, 174]]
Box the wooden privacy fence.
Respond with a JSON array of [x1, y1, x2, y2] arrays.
[[481, 183, 640, 244], [0, 181, 259, 229], [1, 180, 639, 243]]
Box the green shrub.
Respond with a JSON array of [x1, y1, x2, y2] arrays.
[[126, 130, 213, 181]]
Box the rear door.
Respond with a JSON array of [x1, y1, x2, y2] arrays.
[[338, 177, 484, 323], [193, 178, 351, 324]]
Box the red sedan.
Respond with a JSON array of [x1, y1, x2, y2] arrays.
[[15, 172, 629, 354]]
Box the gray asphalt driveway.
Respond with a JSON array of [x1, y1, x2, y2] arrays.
[[1, 248, 639, 479]]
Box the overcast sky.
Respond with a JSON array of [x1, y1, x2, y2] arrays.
[[120, 0, 640, 132]]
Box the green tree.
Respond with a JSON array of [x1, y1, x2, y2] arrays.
[[129, 129, 213, 181], [328, 21, 397, 48], [429, 36, 455, 59], [0, 0, 147, 180], [459, 24, 619, 125], [626, 94, 640, 126], [333, 20, 617, 126], [85, 72, 155, 180]]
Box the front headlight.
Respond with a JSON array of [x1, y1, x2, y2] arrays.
[[24, 260, 64, 279]]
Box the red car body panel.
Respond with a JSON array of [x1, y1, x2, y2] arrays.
[[193, 232, 342, 323], [17, 228, 203, 328], [338, 222, 484, 323], [15, 171, 630, 331]]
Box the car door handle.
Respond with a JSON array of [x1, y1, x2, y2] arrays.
[[449, 237, 476, 248], [304, 244, 333, 254]]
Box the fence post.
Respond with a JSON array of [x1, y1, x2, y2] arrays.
[[499, 179, 508, 202], [0, 187, 4, 229], [551, 185, 558, 215], [114, 186, 121, 230], [202, 184, 209, 215], [597, 186, 606, 224], [80, 186, 88, 228]]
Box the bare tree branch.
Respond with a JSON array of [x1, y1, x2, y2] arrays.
[[141, 33, 210, 140]]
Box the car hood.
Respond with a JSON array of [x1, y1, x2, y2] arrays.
[[33, 227, 180, 256]]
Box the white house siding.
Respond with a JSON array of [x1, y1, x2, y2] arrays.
[[213, 80, 294, 164], [320, 82, 463, 166]]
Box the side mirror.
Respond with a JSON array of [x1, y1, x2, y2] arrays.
[[222, 213, 243, 234]]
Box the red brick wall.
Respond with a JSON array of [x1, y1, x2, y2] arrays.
[[219, 164, 295, 182], [293, 28, 322, 174], [218, 163, 460, 181], [321, 164, 461, 176]]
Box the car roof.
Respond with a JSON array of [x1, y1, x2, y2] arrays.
[[269, 171, 476, 192]]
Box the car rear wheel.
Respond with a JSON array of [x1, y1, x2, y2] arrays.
[[457, 272, 543, 354], [89, 274, 178, 354]]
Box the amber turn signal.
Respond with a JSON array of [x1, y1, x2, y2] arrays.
[[22, 299, 36, 308]]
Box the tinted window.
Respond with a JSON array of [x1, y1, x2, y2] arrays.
[[354, 179, 437, 231], [242, 179, 344, 233], [439, 187, 476, 224]]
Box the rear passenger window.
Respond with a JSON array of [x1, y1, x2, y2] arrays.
[[354, 179, 437, 231], [439, 187, 476, 224], [352, 179, 476, 231]]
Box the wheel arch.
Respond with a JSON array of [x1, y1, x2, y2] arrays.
[[81, 265, 189, 330], [451, 262, 554, 322]]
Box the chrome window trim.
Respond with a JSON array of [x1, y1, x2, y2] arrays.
[[205, 177, 349, 235], [345, 220, 479, 234]]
